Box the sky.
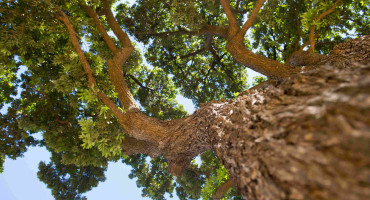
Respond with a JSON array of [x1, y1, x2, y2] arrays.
[[0, 0, 261, 199]]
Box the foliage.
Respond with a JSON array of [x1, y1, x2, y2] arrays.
[[252, 0, 369, 60], [251, 75, 267, 87], [37, 152, 107, 200], [0, 154, 4, 173]]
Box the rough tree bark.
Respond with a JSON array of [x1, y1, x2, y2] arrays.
[[157, 36, 370, 199], [211, 36, 370, 199], [56, 1, 370, 199]]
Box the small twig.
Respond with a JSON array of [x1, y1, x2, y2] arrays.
[[127, 74, 154, 91]]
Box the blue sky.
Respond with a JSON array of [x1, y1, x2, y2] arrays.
[[0, 0, 261, 199]]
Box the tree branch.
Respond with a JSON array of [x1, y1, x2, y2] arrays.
[[54, 6, 172, 160], [204, 34, 213, 50], [238, 0, 266, 37], [101, 0, 132, 48], [167, 48, 206, 63], [55, 8, 126, 127], [212, 178, 235, 200], [92, 0, 139, 110], [180, 48, 206, 59], [316, 0, 341, 22], [185, 167, 210, 178], [81, 3, 118, 53], [127, 74, 154, 91], [219, 0, 239, 35], [308, 0, 341, 53]]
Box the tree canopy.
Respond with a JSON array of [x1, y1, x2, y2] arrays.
[[1, 0, 369, 199]]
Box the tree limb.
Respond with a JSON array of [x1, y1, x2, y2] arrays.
[[81, 3, 118, 53], [167, 48, 206, 63], [127, 74, 154, 91], [93, 0, 139, 110], [101, 0, 132, 48], [316, 0, 341, 22], [294, 7, 302, 51], [238, 0, 266, 37], [219, 0, 239, 35], [212, 178, 235, 200], [308, 0, 341, 53], [54, 8, 126, 127]]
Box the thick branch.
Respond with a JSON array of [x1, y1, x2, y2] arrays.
[[213, 179, 235, 200], [101, 0, 132, 48], [106, 48, 139, 111], [316, 0, 341, 22], [92, 0, 138, 110], [81, 3, 118, 53], [226, 37, 304, 78], [55, 11, 96, 89], [238, 0, 266, 37], [308, 25, 317, 53], [220, 0, 239, 35]]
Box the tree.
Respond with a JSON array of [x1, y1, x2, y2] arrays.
[[1, 0, 369, 199]]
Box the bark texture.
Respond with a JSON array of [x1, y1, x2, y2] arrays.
[[209, 35, 370, 200], [287, 50, 328, 66]]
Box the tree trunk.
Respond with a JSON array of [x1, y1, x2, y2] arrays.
[[211, 36, 370, 199], [158, 36, 370, 199], [214, 63, 370, 199]]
